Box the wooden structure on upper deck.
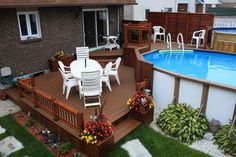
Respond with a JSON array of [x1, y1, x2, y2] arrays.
[[123, 22, 152, 48], [147, 12, 214, 48], [212, 32, 236, 53]]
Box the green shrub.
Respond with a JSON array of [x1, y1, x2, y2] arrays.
[[214, 123, 236, 156], [58, 141, 72, 154], [157, 103, 208, 144], [24, 117, 35, 127]]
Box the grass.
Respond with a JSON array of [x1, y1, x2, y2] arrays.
[[0, 115, 55, 157], [107, 125, 211, 157]]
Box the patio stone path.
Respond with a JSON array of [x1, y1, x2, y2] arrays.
[[121, 139, 152, 157], [0, 136, 24, 157], [0, 100, 21, 118], [0, 126, 6, 134]]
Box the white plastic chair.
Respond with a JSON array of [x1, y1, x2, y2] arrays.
[[59, 68, 79, 99], [153, 26, 166, 43], [58, 61, 73, 77], [80, 70, 101, 108], [110, 57, 121, 85], [191, 30, 206, 49], [76, 47, 89, 60], [103, 36, 120, 51], [101, 62, 112, 91]]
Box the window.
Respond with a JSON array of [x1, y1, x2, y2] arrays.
[[17, 11, 41, 40], [164, 8, 172, 12]]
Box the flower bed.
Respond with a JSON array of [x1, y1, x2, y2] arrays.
[[13, 112, 79, 157]]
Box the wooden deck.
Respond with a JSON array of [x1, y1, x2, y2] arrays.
[[35, 64, 135, 124]]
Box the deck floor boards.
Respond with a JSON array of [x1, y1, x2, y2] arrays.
[[34, 65, 135, 123]]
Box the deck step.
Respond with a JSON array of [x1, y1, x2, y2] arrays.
[[5, 87, 21, 104], [114, 118, 141, 143]]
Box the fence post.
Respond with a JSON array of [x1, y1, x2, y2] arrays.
[[52, 98, 59, 121]]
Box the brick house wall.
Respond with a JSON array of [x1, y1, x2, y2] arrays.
[[0, 6, 122, 76]]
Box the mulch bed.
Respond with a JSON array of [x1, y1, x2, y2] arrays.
[[13, 111, 80, 157]]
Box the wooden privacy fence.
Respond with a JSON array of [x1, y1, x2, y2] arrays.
[[18, 78, 84, 132], [147, 12, 214, 47]]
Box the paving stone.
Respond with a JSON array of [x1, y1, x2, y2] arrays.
[[0, 126, 6, 134], [0, 100, 21, 118], [121, 139, 151, 157], [0, 136, 23, 157]]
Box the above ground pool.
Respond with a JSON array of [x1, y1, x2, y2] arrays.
[[214, 27, 236, 34], [143, 50, 236, 87]]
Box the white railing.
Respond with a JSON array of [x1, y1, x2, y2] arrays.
[[214, 17, 236, 28]]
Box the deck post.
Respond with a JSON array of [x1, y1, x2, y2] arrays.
[[52, 98, 60, 121], [77, 112, 84, 132], [18, 81, 23, 98], [32, 87, 38, 108]]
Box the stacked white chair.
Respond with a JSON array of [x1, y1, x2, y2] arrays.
[[58, 61, 73, 77], [76, 47, 89, 60], [80, 70, 102, 108], [110, 57, 121, 85], [59, 68, 79, 99], [153, 26, 166, 43], [101, 62, 112, 91], [191, 30, 206, 49]]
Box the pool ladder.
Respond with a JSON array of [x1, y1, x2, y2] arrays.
[[166, 33, 172, 51], [177, 33, 184, 51]]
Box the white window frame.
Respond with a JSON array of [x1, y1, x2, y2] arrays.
[[17, 11, 41, 40]]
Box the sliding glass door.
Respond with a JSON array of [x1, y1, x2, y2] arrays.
[[83, 9, 108, 49]]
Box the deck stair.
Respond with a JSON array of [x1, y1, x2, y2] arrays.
[[114, 118, 141, 143], [90, 49, 123, 67]]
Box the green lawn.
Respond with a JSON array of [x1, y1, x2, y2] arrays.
[[107, 125, 210, 157], [0, 115, 54, 157]]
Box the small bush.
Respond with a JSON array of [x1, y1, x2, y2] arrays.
[[157, 103, 208, 144], [24, 117, 35, 127], [58, 141, 72, 154], [214, 123, 236, 156]]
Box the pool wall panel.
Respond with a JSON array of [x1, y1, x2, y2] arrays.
[[206, 87, 236, 125], [153, 69, 236, 125], [153, 71, 175, 109], [178, 80, 202, 109]]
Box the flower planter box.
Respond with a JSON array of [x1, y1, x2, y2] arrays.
[[132, 108, 154, 124], [82, 134, 114, 157], [48, 55, 75, 72]]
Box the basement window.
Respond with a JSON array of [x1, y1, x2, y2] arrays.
[[17, 11, 41, 40]]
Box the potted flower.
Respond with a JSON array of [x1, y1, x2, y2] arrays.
[[48, 50, 75, 72], [80, 111, 114, 157], [127, 91, 155, 123]]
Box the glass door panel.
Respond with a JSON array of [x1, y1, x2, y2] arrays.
[[84, 11, 96, 48], [97, 10, 107, 46]]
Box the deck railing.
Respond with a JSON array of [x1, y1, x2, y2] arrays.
[[18, 78, 84, 132]]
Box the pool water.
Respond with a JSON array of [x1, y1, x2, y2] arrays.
[[214, 28, 236, 34], [144, 50, 236, 87]]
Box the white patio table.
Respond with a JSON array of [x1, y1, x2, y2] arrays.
[[70, 59, 103, 80]]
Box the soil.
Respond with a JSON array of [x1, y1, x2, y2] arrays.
[[13, 112, 81, 157]]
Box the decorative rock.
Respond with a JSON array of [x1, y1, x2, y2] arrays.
[[209, 119, 221, 134], [204, 132, 214, 141]]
